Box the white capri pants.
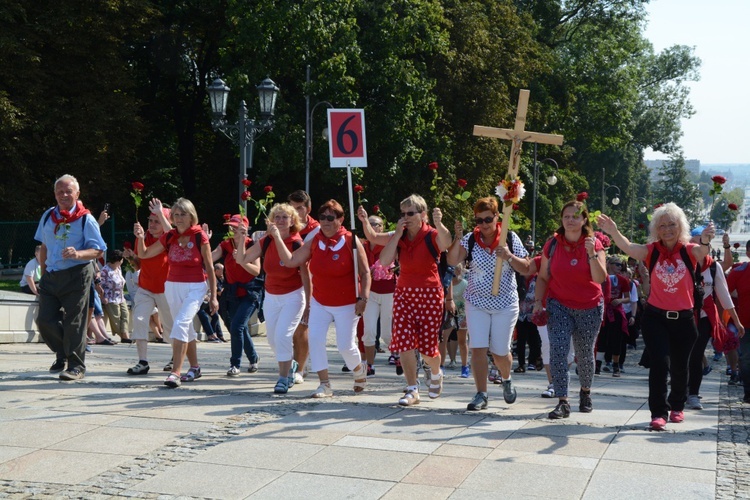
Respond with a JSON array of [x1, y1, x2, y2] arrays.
[[164, 281, 207, 343], [466, 301, 519, 355], [131, 287, 173, 341], [538, 325, 575, 365], [264, 287, 306, 363], [308, 298, 362, 373], [362, 291, 393, 348]]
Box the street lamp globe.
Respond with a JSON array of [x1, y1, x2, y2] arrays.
[[257, 77, 280, 118], [207, 78, 230, 119], [547, 174, 558, 186], [611, 196, 620, 206], [640, 205, 647, 213]]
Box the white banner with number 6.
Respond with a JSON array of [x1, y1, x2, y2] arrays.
[[327, 109, 367, 168]]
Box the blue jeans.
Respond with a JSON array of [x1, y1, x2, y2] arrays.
[[227, 291, 260, 368], [739, 324, 750, 399]]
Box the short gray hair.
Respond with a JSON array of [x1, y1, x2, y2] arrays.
[[54, 174, 80, 193]]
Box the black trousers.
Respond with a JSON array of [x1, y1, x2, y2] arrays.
[[641, 307, 698, 419], [688, 317, 712, 396], [36, 263, 94, 371], [515, 319, 541, 367]]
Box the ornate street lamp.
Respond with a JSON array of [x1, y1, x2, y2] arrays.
[[207, 76, 280, 210], [531, 144, 561, 249]]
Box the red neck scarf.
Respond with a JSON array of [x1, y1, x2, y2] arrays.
[[653, 240, 685, 268], [315, 226, 348, 249], [400, 222, 431, 250], [50, 201, 90, 234], [473, 223, 502, 252], [556, 232, 585, 252]]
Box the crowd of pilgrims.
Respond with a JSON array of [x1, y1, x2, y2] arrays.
[[35, 175, 749, 431]]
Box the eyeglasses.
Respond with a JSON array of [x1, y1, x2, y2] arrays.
[[318, 214, 338, 222], [474, 216, 495, 225], [400, 211, 421, 218]]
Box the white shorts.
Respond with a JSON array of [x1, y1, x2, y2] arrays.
[[164, 281, 207, 343], [466, 301, 519, 356]]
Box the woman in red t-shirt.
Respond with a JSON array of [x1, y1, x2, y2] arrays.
[[269, 199, 370, 398], [135, 198, 217, 389], [237, 203, 310, 394], [533, 200, 607, 420], [598, 203, 713, 431]]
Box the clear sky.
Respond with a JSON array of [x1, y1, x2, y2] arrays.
[[643, 0, 750, 165]]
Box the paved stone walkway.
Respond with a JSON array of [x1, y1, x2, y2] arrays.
[[0, 335, 747, 499]]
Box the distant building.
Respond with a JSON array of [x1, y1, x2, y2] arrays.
[[645, 159, 700, 181]]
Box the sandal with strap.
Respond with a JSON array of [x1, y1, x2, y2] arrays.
[[164, 373, 181, 388], [311, 383, 333, 398], [428, 372, 443, 399], [352, 363, 367, 394], [399, 389, 420, 406], [274, 377, 289, 394], [180, 366, 202, 382], [127, 362, 150, 375]]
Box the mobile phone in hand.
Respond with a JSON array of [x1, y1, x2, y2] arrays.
[[103, 203, 110, 213]]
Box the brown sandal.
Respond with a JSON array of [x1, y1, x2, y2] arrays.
[[352, 363, 367, 394]]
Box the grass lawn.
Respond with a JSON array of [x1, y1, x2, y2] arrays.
[[0, 279, 21, 293]]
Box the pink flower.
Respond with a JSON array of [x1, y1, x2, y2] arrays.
[[241, 191, 251, 201], [712, 175, 727, 185], [242, 179, 252, 187]]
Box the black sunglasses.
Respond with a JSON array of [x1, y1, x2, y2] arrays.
[[400, 210, 421, 218], [318, 214, 338, 222], [474, 216, 495, 225]]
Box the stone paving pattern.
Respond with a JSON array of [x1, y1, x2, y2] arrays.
[[0, 333, 748, 499]]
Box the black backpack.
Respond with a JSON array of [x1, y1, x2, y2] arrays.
[[648, 245, 704, 312], [465, 232, 526, 300]]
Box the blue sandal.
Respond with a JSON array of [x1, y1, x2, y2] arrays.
[[274, 377, 289, 394]]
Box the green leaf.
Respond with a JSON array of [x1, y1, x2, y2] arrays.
[[461, 191, 471, 201]]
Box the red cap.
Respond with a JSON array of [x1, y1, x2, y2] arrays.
[[224, 214, 249, 228]]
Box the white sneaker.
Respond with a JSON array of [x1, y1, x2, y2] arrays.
[[541, 383, 555, 398], [686, 394, 703, 410], [227, 366, 241, 376], [293, 372, 304, 385], [311, 383, 333, 398]]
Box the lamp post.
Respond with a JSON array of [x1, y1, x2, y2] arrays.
[[630, 196, 649, 239], [305, 65, 333, 193], [207, 76, 280, 211], [603, 184, 621, 206], [531, 143, 560, 249]]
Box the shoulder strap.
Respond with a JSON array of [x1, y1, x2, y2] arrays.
[[466, 233, 476, 265], [423, 229, 440, 262], [262, 236, 272, 257], [42, 207, 54, 225], [648, 245, 659, 274], [679, 246, 698, 284], [546, 237, 558, 278]]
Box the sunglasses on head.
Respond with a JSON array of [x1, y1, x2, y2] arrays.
[[318, 214, 338, 222], [474, 216, 495, 225], [400, 210, 421, 218]]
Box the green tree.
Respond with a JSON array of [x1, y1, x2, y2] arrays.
[[653, 152, 702, 225]]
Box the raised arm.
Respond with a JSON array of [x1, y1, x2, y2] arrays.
[[690, 222, 715, 262], [134, 222, 165, 259], [149, 198, 173, 234], [268, 222, 311, 268], [447, 219, 467, 266], [234, 229, 263, 276], [357, 205, 392, 246], [596, 214, 648, 261], [432, 207, 452, 252], [585, 236, 607, 284], [378, 216, 405, 267]]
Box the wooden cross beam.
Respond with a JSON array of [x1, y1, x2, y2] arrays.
[[473, 89, 564, 295]]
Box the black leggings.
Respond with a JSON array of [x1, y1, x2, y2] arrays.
[[688, 316, 712, 396], [515, 319, 541, 367]]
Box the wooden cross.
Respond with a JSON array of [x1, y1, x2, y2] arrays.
[[473, 89, 564, 295]]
